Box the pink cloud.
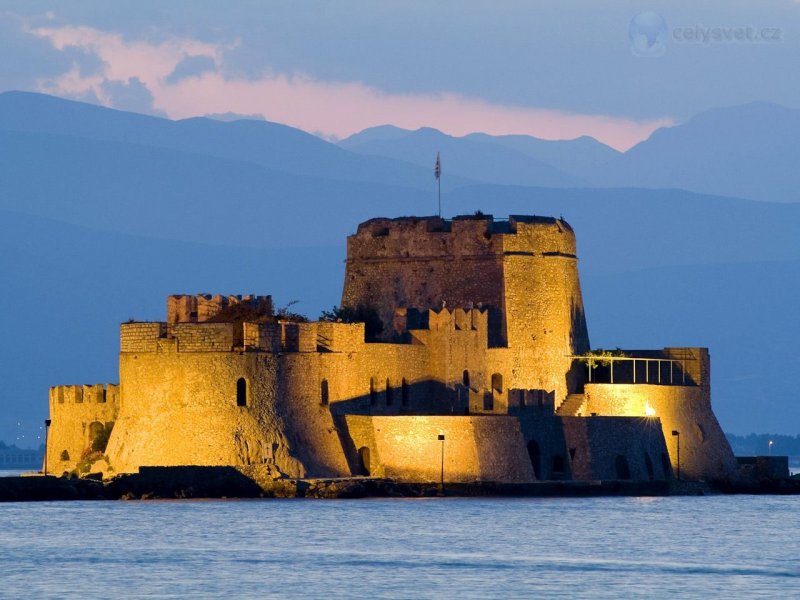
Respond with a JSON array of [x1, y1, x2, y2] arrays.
[[31, 25, 671, 150], [157, 73, 671, 150]]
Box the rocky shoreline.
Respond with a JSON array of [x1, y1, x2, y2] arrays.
[[2, 466, 799, 502]]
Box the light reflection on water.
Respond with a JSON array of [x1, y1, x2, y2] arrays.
[[0, 496, 798, 599]]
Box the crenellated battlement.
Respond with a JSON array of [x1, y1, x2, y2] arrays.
[[392, 306, 489, 338], [49, 384, 120, 405], [120, 319, 368, 354], [167, 294, 273, 324], [348, 214, 576, 262]]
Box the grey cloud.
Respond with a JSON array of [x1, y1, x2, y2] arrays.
[[204, 111, 266, 122], [61, 45, 106, 78], [100, 77, 166, 116], [0, 13, 72, 91], [165, 54, 217, 84]]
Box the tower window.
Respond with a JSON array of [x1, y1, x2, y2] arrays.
[[236, 378, 248, 407], [369, 377, 377, 406], [321, 379, 329, 406], [385, 378, 393, 406], [401, 378, 409, 407], [462, 370, 470, 388]]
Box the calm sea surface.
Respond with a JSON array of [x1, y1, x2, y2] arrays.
[[0, 495, 798, 599]]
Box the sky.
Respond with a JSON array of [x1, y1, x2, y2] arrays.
[[1, 1, 797, 150]]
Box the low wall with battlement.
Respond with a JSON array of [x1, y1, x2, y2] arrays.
[[46, 384, 119, 475]]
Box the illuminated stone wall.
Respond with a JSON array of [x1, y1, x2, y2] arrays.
[[45, 384, 119, 475], [342, 215, 590, 406], [107, 350, 305, 477], [500, 220, 590, 402], [344, 415, 535, 483], [583, 382, 738, 482]]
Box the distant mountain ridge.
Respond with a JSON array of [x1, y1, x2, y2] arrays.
[[0, 91, 472, 192], [338, 125, 596, 188], [585, 102, 800, 203], [340, 102, 800, 204]]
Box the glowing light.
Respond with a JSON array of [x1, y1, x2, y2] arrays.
[[644, 402, 656, 417]]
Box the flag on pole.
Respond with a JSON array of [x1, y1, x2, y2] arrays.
[[434, 153, 441, 179]]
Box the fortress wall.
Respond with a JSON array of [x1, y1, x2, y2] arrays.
[[316, 322, 365, 352], [280, 322, 317, 353], [242, 322, 282, 352], [46, 384, 119, 475], [106, 352, 305, 476], [584, 383, 738, 482], [277, 340, 461, 477], [276, 352, 377, 477], [120, 323, 165, 353], [501, 220, 590, 404], [419, 309, 492, 410], [172, 323, 234, 352], [324, 343, 433, 414], [342, 217, 507, 343], [342, 216, 589, 404], [561, 416, 671, 481], [344, 415, 535, 483]]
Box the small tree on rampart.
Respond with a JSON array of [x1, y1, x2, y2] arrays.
[[319, 305, 383, 342]]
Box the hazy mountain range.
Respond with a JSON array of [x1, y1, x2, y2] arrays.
[[339, 102, 800, 204], [1, 91, 798, 443]]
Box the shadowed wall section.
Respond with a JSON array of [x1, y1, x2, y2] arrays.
[[561, 416, 672, 481], [584, 383, 737, 482]]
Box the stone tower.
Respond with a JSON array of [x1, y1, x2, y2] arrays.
[[342, 214, 590, 403]]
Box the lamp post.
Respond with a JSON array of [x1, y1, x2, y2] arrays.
[[671, 430, 680, 480], [769, 440, 774, 456], [43, 419, 52, 476], [437, 432, 445, 494]]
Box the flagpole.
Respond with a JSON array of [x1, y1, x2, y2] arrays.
[[435, 152, 441, 218]]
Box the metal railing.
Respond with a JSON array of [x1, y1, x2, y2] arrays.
[[570, 355, 696, 385]]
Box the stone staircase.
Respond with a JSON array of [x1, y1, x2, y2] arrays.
[[556, 393, 586, 417]]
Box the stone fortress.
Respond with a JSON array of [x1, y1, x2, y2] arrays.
[[45, 214, 739, 485]]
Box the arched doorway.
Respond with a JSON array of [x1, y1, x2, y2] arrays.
[[644, 453, 655, 480], [615, 454, 631, 479], [358, 446, 371, 476]]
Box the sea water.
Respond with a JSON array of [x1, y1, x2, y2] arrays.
[[0, 496, 798, 599]]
